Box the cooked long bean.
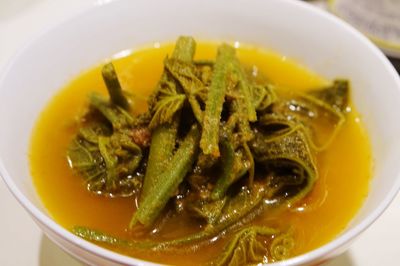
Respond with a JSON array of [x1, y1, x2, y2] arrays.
[[101, 62, 130, 110], [131, 124, 200, 228], [140, 36, 196, 203], [200, 44, 236, 157]]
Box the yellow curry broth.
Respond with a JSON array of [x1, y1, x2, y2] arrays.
[[30, 42, 371, 265]]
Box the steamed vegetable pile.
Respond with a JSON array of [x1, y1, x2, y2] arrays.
[[67, 36, 349, 265]]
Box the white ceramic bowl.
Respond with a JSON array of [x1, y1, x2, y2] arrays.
[[1, 0, 400, 265]]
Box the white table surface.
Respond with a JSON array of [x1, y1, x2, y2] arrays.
[[1, 1, 399, 265]]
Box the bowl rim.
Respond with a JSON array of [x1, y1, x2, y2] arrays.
[[1, 0, 400, 265]]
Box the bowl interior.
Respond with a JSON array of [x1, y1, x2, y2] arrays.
[[1, 0, 400, 265]]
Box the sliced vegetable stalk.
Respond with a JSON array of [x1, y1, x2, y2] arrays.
[[132, 124, 200, 228], [101, 62, 130, 110], [231, 56, 257, 122], [89, 93, 134, 130], [200, 44, 236, 157], [140, 36, 196, 204], [139, 119, 179, 200], [211, 141, 249, 200]]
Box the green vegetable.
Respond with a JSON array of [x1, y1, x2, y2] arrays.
[[147, 74, 185, 129], [140, 120, 179, 199], [251, 125, 317, 205], [251, 84, 277, 111], [272, 79, 349, 151], [211, 141, 250, 200], [188, 198, 227, 224], [165, 58, 206, 123], [89, 93, 134, 130], [140, 36, 196, 204], [131, 124, 200, 228], [308, 79, 349, 113], [68, 37, 350, 265], [231, 56, 258, 122], [270, 230, 295, 262], [67, 88, 142, 197], [73, 183, 269, 252], [211, 226, 278, 266], [200, 44, 236, 157], [101, 62, 130, 110]]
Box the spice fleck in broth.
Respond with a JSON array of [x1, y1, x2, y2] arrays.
[[30, 39, 371, 265]]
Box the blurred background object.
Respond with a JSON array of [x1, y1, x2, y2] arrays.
[[389, 57, 400, 74], [330, 0, 400, 59], [305, 0, 400, 73]]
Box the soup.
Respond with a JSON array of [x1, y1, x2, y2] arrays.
[[30, 37, 371, 265]]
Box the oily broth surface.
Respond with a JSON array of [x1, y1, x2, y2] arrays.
[[30, 42, 371, 265]]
